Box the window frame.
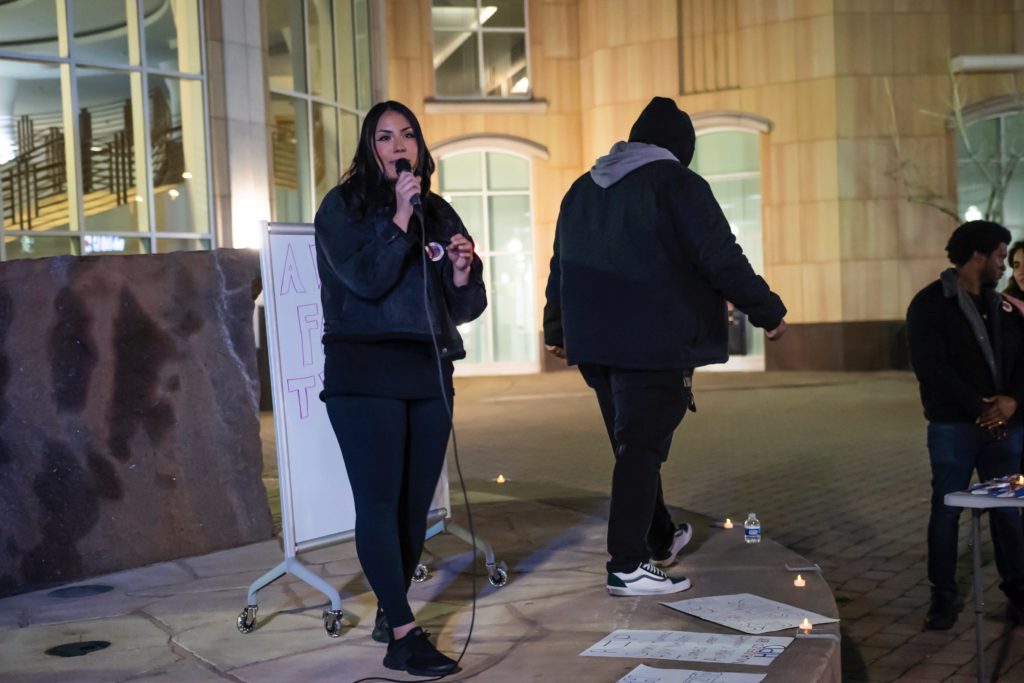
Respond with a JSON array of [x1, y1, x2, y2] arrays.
[[430, 0, 532, 101], [435, 145, 539, 374], [0, 0, 214, 260], [265, 0, 375, 223]]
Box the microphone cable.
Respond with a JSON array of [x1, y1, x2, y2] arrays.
[[350, 197, 479, 683]]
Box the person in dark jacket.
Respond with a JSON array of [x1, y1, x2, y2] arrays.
[[907, 220, 1024, 630], [314, 100, 485, 676], [543, 96, 787, 597]]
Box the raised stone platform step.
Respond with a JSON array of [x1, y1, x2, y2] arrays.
[[0, 494, 839, 682]]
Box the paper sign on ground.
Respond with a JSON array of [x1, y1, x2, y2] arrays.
[[581, 630, 791, 666], [617, 664, 767, 683], [662, 593, 839, 635]]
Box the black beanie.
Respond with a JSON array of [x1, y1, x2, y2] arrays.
[[627, 97, 696, 167]]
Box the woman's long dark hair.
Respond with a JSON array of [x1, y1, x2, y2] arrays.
[[338, 100, 436, 220], [1006, 240, 1024, 298]]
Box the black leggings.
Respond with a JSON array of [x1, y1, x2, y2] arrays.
[[325, 394, 451, 628]]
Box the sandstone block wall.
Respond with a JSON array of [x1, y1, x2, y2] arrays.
[[0, 249, 272, 596]]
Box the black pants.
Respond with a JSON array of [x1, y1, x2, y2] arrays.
[[579, 364, 692, 574], [325, 394, 451, 627]]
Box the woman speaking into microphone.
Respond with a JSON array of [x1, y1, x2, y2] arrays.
[[314, 100, 486, 676]]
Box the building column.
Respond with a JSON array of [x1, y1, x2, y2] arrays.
[[205, 0, 271, 248]]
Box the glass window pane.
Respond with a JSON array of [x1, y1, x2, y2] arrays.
[[308, 0, 336, 99], [458, 317, 487, 363], [71, 0, 131, 65], [313, 103, 339, 201], [354, 0, 372, 108], [270, 93, 311, 222], [489, 252, 534, 362], [1003, 170, 1024, 230], [434, 30, 479, 96], [82, 234, 148, 254], [0, 60, 70, 233], [693, 131, 759, 176], [486, 152, 528, 190], [334, 0, 358, 108], [77, 68, 144, 232], [156, 237, 209, 252], [340, 111, 359, 172], [447, 194, 483, 243], [0, 0, 60, 57], [145, 0, 202, 73], [488, 195, 531, 253], [484, 0, 525, 28], [958, 118, 1000, 164], [5, 234, 78, 259], [264, 0, 307, 92], [149, 76, 209, 233], [439, 153, 482, 191], [482, 32, 527, 96], [1005, 114, 1024, 159], [431, 0, 478, 31], [957, 162, 999, 220]]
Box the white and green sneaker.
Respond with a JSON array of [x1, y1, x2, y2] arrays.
[[607, 561, 692, 596]]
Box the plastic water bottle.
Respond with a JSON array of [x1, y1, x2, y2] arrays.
[[744, 512, 761, 544]]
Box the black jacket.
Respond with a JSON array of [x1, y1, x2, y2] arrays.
[[543, 142, 786, 369], [907, 270, 1024, 424], [314, 186, 486, 360]]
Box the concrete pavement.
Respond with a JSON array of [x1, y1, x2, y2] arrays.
[[3, 369, 1023, 681]]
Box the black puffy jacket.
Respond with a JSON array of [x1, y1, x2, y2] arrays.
[[315, 186, 486, 360], [543, 144, 786, 370]]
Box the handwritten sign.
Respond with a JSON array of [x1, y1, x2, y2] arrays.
[[617, 665, 766, 683], [662, 594, 838, 635], [581, 630, 791, 666]]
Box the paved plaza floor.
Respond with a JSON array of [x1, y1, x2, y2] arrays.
[[4, 369, 1024, 682]]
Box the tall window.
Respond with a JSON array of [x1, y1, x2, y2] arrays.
[[438, 150, 536, 371], [957, 111, 1024, 240], [431, 0, 529, 98], [0, 0, 209, 261], [265, 0, 372, 222], [690, 130, 763, 358]]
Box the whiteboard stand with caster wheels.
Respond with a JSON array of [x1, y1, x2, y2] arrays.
[[235, 222, 453, 637]]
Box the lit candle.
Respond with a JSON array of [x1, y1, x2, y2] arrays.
[[723, 518, 734, 529], [496, 474, 506, 484], [799, 618, 812, 633], [794, 574, 806, 587]]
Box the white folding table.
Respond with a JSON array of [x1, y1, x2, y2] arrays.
[[944, 491, 1024, 683]]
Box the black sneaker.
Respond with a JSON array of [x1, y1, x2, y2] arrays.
[[924, 592, 958, 631], [371, 605, 389, 644], [383, 627, 460, 677]]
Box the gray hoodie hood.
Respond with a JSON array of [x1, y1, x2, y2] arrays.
[[589, 141, 679, 189]]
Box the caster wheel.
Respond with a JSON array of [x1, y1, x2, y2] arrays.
[[488, 562, 509, 587], [236, 605, 258, 634], [412, 563, 429, 583], [323, 609, 343, 638]]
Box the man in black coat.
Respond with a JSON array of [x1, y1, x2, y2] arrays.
[[543, 97, 787, 597], [907, 220, 1024, 630]]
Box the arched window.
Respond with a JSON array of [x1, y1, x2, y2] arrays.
[[436, 148, 537, 373], [957, 107, 1024, 240], [690, 128, 764, 361]]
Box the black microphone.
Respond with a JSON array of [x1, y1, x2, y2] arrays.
[[394, 158, 421, 209]]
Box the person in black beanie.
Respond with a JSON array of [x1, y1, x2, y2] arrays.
[[543, 96, 788, 596]]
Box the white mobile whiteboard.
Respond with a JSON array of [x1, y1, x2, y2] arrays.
[[260, 222, 450, 557]]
